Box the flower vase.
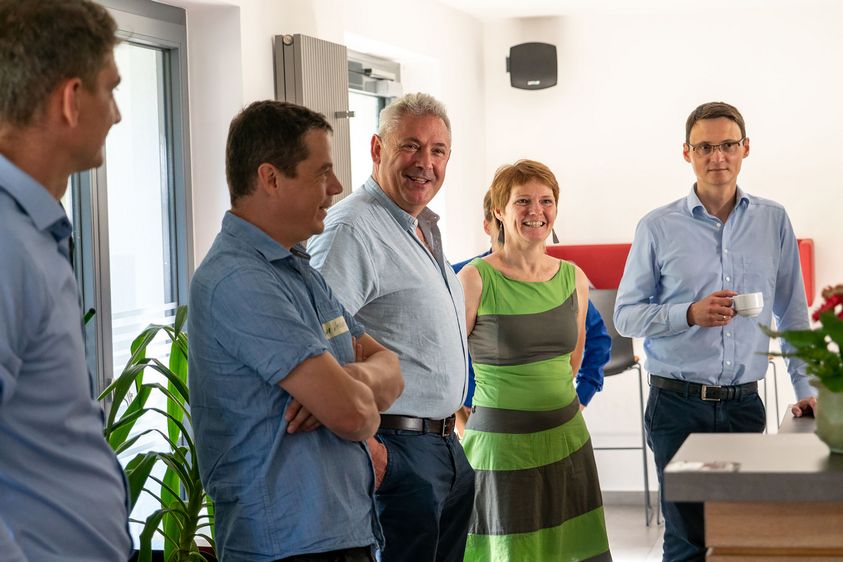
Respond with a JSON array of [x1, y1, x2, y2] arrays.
[[815, 382, 843, 454]]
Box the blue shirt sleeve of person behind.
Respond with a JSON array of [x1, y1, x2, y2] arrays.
[[453, 251, 612, 408]]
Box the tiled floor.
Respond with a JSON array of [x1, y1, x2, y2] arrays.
[[604, 503, 664, 562]]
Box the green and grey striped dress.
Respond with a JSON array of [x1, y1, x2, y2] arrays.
[[462, 258, 611, 562]]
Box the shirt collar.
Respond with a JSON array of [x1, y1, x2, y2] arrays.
[[221, 211, 308, 262], [0, 153, 71, 242], [685, 183, 751, 217], [362, 176, 440, 231]]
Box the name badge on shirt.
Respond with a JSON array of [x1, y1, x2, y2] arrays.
[[322, 316, 349, 340]]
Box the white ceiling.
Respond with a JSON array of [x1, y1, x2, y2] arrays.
[[434, 0, 835, 20]]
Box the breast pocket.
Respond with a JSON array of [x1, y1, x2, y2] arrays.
[[740, 256, 775, 295]]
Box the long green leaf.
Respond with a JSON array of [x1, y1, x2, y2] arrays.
[[100, 362, 147, 430], [148, 479, 186, 513], [138, 508, 168, 562], [174, 304, 188, 335], [106, 383, 152, 449], [124, 452, 159, 509], [157, 452, 194, 495], [145, 407, 197, 465], [162, 465, 182, 561], [204, 495, 215, 541], [167, 335, 189, 445]]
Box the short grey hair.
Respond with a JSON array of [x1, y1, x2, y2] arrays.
[[377, 92, 451, 141]]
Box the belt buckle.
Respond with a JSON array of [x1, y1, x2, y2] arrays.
[[701, 385, 721, 401], [441, 416, 454, 437]]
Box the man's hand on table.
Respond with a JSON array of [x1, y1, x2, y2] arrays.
[[792, 396, 817, 418]]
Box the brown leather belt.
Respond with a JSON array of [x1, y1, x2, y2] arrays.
[[650, 374, 757, 402], [379, 414, 456, 436]]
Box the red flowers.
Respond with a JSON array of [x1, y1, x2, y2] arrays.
[[812, 284, 843, 322]]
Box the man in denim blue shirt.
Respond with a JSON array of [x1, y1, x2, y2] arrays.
[[309, 93, 474, 562], [189, 101, 403, 562], [0, 3, 131, 560], [615, 101, 816, 562]]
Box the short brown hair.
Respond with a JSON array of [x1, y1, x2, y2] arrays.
[[489, 159, 559, 214], [488, 160, 559, 244], [0, 0, 118, 126], [685, 101, 746, 143], [225, 100, 332, 205]]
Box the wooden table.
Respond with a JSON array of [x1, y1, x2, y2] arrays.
[[664, 415, 843, 561]]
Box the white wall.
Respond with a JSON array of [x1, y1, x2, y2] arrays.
[[480, 7, 843, 292]]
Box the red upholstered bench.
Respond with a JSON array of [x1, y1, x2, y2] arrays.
[[545, 239, 815, 305]]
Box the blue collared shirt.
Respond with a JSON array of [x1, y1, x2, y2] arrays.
[[189, 212, 382, 561], [0, 154, 131, 562], [614, 186, 813, 398], [309, 177, 468, 419], [453, 251, 611, 406]]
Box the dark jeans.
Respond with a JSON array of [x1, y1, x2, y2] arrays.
[[644, 385, 765, 562], [374, 429, 475, 562], [275, 546, 375, 562]]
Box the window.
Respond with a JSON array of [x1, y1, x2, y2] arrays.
[[347, 52, 400, 191], [348, 91, 384, 190], [106, 42, 177, 374]]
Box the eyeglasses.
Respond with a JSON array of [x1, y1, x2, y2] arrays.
[[687, 138, 745, 156]]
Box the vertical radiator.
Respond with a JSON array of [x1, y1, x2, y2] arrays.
[[274, 34, 353, 202]]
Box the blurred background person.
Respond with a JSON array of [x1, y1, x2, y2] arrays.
[[0, 2, 130, 560]]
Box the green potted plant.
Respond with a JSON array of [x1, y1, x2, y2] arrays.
[[98, 305, 215, 560], [764, 285, 843, 453]]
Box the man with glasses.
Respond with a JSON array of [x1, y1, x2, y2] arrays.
[[615, 101, 816, 562], [0, 2, 130, 560]]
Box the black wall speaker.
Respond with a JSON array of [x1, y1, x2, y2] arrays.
[[506, 42, 557, 90]]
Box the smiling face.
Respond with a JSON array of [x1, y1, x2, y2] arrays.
[[496, 179, 557, 245], [371, 113, 451, 216], [274, 129, 343, 247], [683, 117, 749, 194]]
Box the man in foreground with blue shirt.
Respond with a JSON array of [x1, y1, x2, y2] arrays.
[[452, 190, 612, 435], [189, 101, 403, 562], [614, 101, 816, 562], [0, 2, 131, 560]]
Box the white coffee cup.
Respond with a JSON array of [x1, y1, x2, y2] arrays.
[[732, 292, 764, 318]]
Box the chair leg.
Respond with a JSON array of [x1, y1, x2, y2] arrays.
[[636, 364, 653, 526]]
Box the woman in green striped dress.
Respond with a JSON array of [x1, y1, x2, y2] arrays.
[[457, 160, 611, 562]]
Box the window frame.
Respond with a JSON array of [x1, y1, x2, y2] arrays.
[[70, 0, 193, 394]]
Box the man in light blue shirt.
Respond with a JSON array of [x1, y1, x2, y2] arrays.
[[309, 93, 474, 562], [615, 101, 815, 562], [0, 2, 130, 560], [189, 101, 403, 562]]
